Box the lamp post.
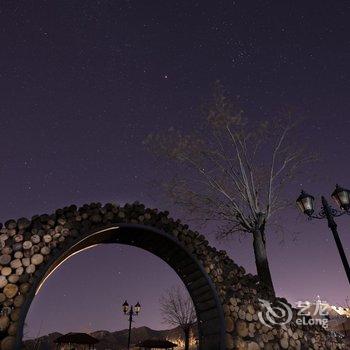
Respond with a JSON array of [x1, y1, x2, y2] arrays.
[[296, 184, 350, 285], [122, 300, 141, 350]]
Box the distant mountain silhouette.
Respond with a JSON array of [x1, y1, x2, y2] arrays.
[[23, 326, 197, 349]]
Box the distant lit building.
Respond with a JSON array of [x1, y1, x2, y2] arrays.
[[295, 296, 350, 344], [134, 339, 177, 349], [54, 332, 99, 350]]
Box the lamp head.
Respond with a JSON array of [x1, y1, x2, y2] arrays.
[[296, 190, 315, 216], [332, 184, 350, 211], [134, 302, 141, 315], [122, 300, 129, 314]]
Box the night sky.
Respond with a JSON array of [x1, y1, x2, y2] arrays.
[[1, 1, 349, 339]]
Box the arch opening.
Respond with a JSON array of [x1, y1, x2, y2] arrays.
[[17, 224, 225, 350]]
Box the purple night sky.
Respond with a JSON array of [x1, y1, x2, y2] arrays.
[[0, 0, 349, 339]]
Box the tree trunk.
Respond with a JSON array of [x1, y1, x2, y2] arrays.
[[253, 228, 275, 298], [183, 326, 190, 350]]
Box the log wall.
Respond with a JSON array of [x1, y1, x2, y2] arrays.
[[0, 202, 343, 350]]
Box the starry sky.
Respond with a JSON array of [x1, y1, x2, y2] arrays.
[[1, 0, 349, 339]]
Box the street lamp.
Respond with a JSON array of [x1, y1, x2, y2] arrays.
[[296, 185, 350, 285], [332, 184, 350, 211], [122, 300, 141, 349]]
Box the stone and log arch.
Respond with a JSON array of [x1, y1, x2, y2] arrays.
[[0, 202, 344, 349]]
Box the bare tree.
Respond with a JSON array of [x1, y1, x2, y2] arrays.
[[160, 286, 196, 350], [146, 83, 314, 298]]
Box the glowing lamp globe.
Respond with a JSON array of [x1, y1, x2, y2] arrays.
[[122, 300, 129, 314], [332, 184, 350, 211], [296, 190, 315, 216], [134, 302, 141, 315]]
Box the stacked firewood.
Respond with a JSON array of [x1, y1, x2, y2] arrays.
[[0, 202, 344, 349]]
